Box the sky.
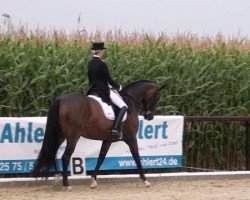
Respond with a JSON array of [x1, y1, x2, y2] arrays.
[[1, 0, 250, 37]]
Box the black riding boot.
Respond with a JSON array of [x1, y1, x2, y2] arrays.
[[110, 106, 127, 140]]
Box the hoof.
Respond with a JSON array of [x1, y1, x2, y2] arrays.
[[90, 178, 97, 189], [62, 186, 73, 191], [144, 180, 151, 187], [53, 174, 61, 182]]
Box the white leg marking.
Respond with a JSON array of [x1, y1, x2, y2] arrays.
[[144, 180, 151, 187], [62, 186, 73, 191], [90, 177, 98, 189]]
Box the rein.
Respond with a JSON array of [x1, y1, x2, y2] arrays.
[[121, 92, 142, 113]]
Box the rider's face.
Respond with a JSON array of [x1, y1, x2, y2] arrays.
[[100, 50, 105, 57]]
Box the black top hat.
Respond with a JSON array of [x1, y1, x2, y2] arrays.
[[91, 42, 106, 50]]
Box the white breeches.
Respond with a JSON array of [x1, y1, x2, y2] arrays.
[[109, 90, 127, 109]]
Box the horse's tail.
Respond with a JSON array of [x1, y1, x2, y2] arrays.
[[32, 98, 62, 177]]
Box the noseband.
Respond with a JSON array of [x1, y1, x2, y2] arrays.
[[145, 110, 152, 116]]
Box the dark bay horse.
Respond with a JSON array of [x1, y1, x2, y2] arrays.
[[32, 80, 163, 189]]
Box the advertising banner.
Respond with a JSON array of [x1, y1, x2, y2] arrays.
[[0, 116, 183, 176]]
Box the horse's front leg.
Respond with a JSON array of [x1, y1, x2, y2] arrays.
[[125, 137, 151, 187], [90, 140, 112, 189]]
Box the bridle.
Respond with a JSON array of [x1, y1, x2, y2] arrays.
[[145, 110, 153, 116]]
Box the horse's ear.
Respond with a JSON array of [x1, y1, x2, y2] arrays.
[[158, 83, 167, 91]]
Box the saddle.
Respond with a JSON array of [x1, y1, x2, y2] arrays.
[[87, 95, 127, 121]]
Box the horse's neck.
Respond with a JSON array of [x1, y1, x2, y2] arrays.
[[126, 87, 145, 105]]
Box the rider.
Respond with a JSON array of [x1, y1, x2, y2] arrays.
[[87, 42, 127, 140]]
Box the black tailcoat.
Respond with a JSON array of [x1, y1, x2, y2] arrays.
[[87, 56, 119, 104]]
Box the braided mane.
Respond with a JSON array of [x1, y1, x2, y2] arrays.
[[122, 80, 156, 91]]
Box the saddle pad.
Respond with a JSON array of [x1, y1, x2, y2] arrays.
[[87, 95, 127, 121]]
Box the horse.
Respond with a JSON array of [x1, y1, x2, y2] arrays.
[[32, 80, 163, 189]]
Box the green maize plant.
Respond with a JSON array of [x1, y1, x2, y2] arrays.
[[0, 27, 249, 170]]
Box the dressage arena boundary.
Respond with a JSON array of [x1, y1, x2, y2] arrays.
[[1, 171, 250, 186], [1, 116, 249, 186]]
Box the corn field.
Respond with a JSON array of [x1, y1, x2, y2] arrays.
[[0, 27, 249, 171]]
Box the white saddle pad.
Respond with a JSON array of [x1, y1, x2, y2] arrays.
[[87, 95, 127, 121]]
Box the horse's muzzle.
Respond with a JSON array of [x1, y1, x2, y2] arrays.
[[144, 111, 154, 120]]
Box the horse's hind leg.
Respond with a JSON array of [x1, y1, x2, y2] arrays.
[[62, 137, 79, 187], [90, 140, 112, 189], [54, 137, 65, 179], [125, 137, 151, 187]]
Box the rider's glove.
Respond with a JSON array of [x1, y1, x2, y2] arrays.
[[118, 84, 122, 91]]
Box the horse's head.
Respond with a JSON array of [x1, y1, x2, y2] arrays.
[[141, 84, 161, 120], [122, 80, 162, 121]]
